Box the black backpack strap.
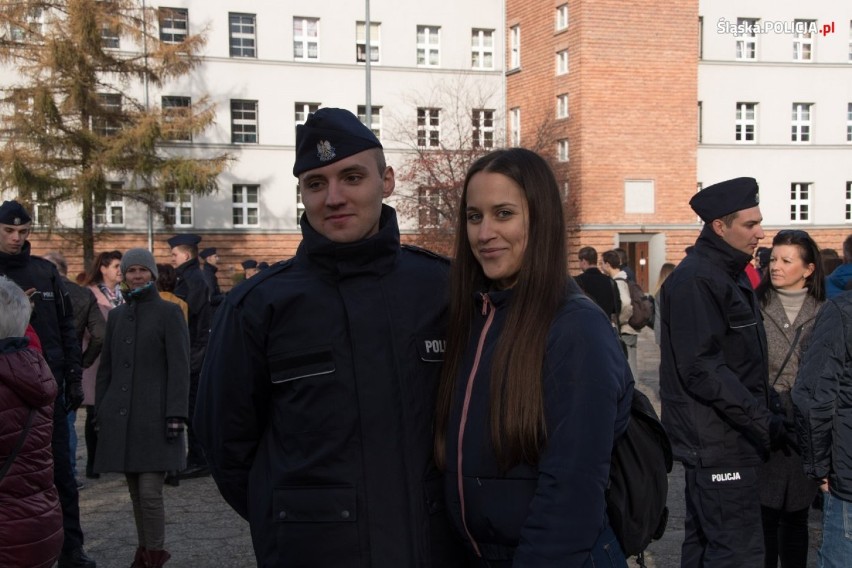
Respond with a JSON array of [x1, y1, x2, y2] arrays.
[[0, 407, 36, 485]]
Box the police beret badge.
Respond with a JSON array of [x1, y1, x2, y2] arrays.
[[317, 140, 336, 162]]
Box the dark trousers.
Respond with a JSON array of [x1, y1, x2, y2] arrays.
[[186, 371, 206, 466], [84, 405, 98, 476], [53, 399, 85, 553], [682, 464, 764, 567], [761, 506, 809, 568]]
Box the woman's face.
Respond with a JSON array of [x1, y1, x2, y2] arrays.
[[124, 265, 153, 290], [100, 259, 122, 287], [769, 244, 814, 291], [465, 171, 529, 289]]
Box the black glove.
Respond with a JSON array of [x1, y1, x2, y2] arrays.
[[166, 417, 185, 443], [64, 380, 84, 413]]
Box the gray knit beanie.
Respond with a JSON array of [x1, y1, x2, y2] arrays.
[[120, 248, 159, 280]]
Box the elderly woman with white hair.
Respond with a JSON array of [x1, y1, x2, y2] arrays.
[[0, 275, 63, 568], [94, 249, 190, 568]]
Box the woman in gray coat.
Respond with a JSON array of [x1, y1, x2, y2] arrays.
[[757, 230, 824, 568], [95, 249, 190, 568]]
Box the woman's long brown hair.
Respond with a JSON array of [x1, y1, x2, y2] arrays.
[[434, 148, 567, 471]]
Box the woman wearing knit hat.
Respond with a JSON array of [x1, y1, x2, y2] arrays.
[[94, 248, 190, 568]]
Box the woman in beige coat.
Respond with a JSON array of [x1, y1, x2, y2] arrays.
[[757, 230, 824, 568]]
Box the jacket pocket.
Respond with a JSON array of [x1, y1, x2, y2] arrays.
[[726, 309, 757, 330], [273, 485, 360, 566], [270, 346, 335, 384]]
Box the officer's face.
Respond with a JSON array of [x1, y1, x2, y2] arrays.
[[171, 247, 190, 267], [0, 222, 31, 255], [299, 150, 394, 243], [714, 206, 765, 256], [465, 171, 529, 289]]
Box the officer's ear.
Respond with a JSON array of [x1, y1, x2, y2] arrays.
[[710, 218, 726, 239], [381, 166, 395, 199]]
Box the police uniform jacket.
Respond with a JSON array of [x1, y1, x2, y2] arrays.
[[0, 242, 82, 390], [94, 284, 190, 473], [659, 226, 774, 467], [443, 288, 632, 566], [174, 257, 211, 375], [793, 291, 852, 502], [195, 206, 465, 568]]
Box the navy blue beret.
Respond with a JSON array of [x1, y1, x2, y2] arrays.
[[293, 108, 382, 177], [257, 261, 269, 270], [690, 177, 760, 223], [241, 259, 257, 270], [167, 234, 202, 248], [199, 247, 216, 259], [0, 200, 32, 226]]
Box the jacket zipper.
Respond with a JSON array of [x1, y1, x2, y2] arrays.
[[456, 293, 495, 558]]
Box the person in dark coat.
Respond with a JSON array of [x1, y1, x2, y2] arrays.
[[198, 247, 224, 308], [195, 108, 466, 567], [168, 233, 211, 479], [793, 290, 852, 568], [435, 148, 632, 567], [825, 235, 852, 298], [659, 178, 791, 567], [95, 248, 190, 568], [0, 200, 96, 568], [43, 251, 106, 485], [574, 246, 618, 325], [0, 275, 63, 568]]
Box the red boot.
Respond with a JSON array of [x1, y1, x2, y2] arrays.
[[130, 547, 147, 568]]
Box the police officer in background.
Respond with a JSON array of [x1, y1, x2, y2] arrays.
[[659, 178, 791, 567], [0, 201, 96, 568], [198, 247, 224, 308], [168, 233, 211, 479], [195, 108, 465, 567]]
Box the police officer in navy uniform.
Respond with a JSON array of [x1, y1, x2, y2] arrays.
[[168, 233, 211, 478], [240, 258, 259, 279], [195, 108, 466, 567], [198, 247, 224, 307], [0, 200, 97, 568], [659, 178, 792, 567]]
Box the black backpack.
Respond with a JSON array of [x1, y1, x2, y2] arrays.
[[615, 278, 655, 331], [606, 389, 673, 563]]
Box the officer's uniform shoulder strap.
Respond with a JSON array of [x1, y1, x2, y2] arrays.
[[228, 258, 295, 305], [401, 244, 450, 264]]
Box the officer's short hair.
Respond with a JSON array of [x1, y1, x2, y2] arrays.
[[0, 275, 31, 339]]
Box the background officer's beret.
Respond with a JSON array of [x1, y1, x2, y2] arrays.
[[199, 247, 217, 259], [167, 234, 202, 248], [0, 200, 32, 226], [689, 177, 760, 223], [293, 107, 382, 177], [241, 259, 258, 270]]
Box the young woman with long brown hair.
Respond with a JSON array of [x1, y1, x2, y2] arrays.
[[434, 148, 633, 566]]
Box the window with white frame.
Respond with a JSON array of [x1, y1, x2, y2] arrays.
[[233, 184, 259, 226], [557, 139, 569, 162], [31, 192, 53, 227], [557, 94, 569, 118], [296, 184, 305, 225], [162, 96, 191, 141], [100, 8, 120, 50], [418, 187, 441, 228], [472, 109, 494, 149], [736, 18, 757, 60], [510, 107, 520, 146], [793, 20, 814, 61], [556, 49, 568, 74], [231, 100, 258, 144], [847, 102, 851, 142], [791, 103, 812, 143], [158, 8, 188, 44], [8, 7, 43, 42], [164, 189, 193, 226], [229, 13, 256, 58], [356, 21, 379, 63], [510, 25, 520, 69], [417, 108, 440, 148], [846, 181, 852, 222], [471, 29, 494, 70], [698, 16, 703, 59], [357, 105, 382, 139], [294, 17, 319, 60], [790, 182, 811, 222], [295, 102, 319, 126], [92, 93, 121, 137], [556, 4, 569, 31], [735, 102, 756, 143], [417, 25, 440, 67], [95, 182, 125, 226]]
